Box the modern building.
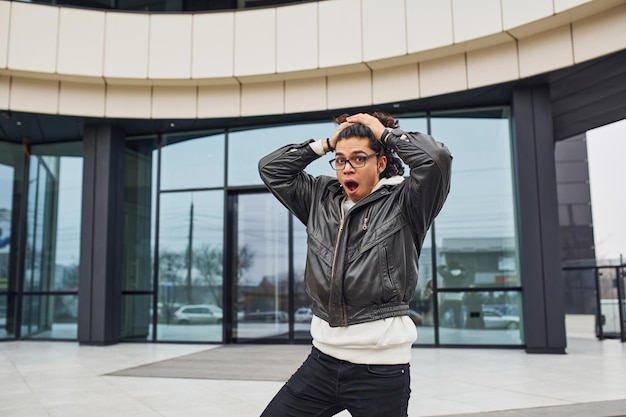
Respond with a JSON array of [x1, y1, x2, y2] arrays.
[[1, 0, 625, 353]]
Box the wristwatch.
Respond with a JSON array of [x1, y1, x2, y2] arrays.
[[389, 128, 409, 142]]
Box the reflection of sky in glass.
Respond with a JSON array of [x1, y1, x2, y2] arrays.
[[228, 121, 336, 186], [160, 133, 225, 190], [431, 117, 515, 241], [0, 164, 12, 210], [55, 157, 83, 266]]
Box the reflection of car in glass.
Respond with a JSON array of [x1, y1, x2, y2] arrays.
[[174, 304, 223, 324], [294, 307, 313, 322], [408, 310, 423, 326], [482, 308, 519, 330], [242, 311, 289, 323]]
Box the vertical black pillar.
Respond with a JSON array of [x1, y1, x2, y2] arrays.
[[512, 86, 567, 353], [78, 124, 125, 345]]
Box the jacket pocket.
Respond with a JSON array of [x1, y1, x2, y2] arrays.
[[380, 245, 401, 300]]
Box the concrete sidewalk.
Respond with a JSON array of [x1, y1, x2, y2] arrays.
[[1, 335, 625, 417]]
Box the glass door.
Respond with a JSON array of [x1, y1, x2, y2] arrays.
[[231, 192, 292, 342]]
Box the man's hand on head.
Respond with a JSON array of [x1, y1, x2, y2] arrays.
[[346, 113, 386, 141]]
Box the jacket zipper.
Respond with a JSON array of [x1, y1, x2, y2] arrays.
[[362, 205, 373, 230], [331, 209, 346, 325], [331, 212, 344, 280]]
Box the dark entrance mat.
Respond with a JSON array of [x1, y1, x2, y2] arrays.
[[107, 344, 311, 382]]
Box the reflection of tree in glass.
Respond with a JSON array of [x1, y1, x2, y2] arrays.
[[62, 263, 79, 290], [194, 244, 223, 307], [230, 244, 254, 316], [158, 249, 185, 324], [194, 244, 254, 294], [234, 245, 254, 281], [158, 245, 254, 321]]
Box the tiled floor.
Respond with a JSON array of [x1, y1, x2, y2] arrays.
[[0, 335, 625, 417]]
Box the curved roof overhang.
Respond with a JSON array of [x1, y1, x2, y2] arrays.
[[0, 0, 625, 142]]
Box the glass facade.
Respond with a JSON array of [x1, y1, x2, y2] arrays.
[[1, 106, 524, 346], [428, 109, 523, 345], [7, 143, 83, 340]]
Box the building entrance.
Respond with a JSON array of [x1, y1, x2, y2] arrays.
[[229, 192, 311, 343]]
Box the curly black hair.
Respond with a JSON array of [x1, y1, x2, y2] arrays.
[[333, 112, 405, 178]]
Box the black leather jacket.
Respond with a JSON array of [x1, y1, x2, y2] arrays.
[[259, 129, 452, 327]]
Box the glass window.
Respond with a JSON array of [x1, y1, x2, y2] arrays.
[[397, 115, 428, 134], [431, 109, 520, 288], [412, 230, 435, 344], [24, 144, 83, 293], [429, 108, 523, 346], [156, 190, 224, 342], [228, 121, 336, 186], [121, 294, 153, 341], [160, 131, 225, 190], [293, 219, 311, 340], [21, 143, 82, 340], [0, 142, 23, 340], [20, 294, 78, 339], [123, 136, 158, 293], [122, 136, 158, 341], [437, 290, 524, 345]]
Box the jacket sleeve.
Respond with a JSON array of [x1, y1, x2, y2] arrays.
[[386, 130, 452, 235], [258, 139, 326, 225]]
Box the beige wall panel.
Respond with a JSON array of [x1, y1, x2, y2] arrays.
[[452, 0, 502, 43], [277, 3, 318, 73], [8, 2, 58, 73], [372, 64, 419, 104], [149, 15, 192, 79], [573, 5, 626, 63], [103, 12, 150, 79], [501, 0, 553, 30], [0, 76, 9, 109], [419, 54, 467, 98], [197, 84, 240, 118], [0, 1, 10, 69], [362, 0, 406, 62], [319, 0, 362, 68], [105, 85, 151, 118], [10, 77, 58, 114], [57, 8, 105, 77], [327, 71, 371, 109], [285, 77, 326, 113], [152, 86, 197, 118], [241, 81, 284, 116], [554, 0, 593, 13], [407, 0, 454, 53], [467, 42, 519, 88], [192, 13, 234, 79], [234, 9, 275, 77], [519, 25, 573, 77], [59, 82, 105, 117]]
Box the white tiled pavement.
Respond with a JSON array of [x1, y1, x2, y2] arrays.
[[0, 317, 625, 417]]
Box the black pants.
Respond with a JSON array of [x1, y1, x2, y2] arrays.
[[260, 347, 411, 417]]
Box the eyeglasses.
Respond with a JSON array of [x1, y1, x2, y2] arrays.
[[329, 152, 379, 170]]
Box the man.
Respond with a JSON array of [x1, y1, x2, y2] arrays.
[[258, 112, 452, 416]]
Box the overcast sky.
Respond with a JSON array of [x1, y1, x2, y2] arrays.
[[586, 118, 626, 262]]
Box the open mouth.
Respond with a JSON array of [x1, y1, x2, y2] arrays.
[[344, 180, 359, 193]]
